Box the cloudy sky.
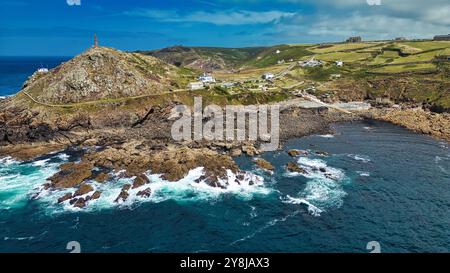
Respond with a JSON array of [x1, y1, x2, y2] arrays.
[[0, 0, 449, 55]]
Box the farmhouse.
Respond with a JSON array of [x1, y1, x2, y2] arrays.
[[335, 60, 344, 67], [262, 73, 275, 80], [346, 36, 362, 43], [198, 73, 216, 83], [433, 34, 450, 41], [188, 82, 204, 90]]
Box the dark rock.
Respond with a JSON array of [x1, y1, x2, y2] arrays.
[[286, 162, 308, 174], [115, 190, 129, 203], [316, 151, 329, 157], [94, 172, 110, 183], [73, 198, 86, 208], [132, 173, 150, 189], [137, 188, 152, 198], [254, 158, 274, 172], [48, 162, 93, 188], [57, 193, 72, 203], [86, 191, 101, 201], [74, 183, 94, 197]]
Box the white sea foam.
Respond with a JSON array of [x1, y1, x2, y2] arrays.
[[357, 171, 371, 177], [348, 154, 371, 163], [318, 134, 334, 138], [0, 156, 18, 166], [283, 157, 349, 216], [40, 167, 271, 213]]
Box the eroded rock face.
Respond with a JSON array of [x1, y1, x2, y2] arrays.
[[48, 162, 93, 188], [369, 108, 450, 142]]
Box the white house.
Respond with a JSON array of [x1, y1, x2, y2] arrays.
[[188, 82, 204, 90], [37, 68, 49, 73], [335, 61, 344, 67], [262, 73, 275, 80], [276, 50, 281, 54], [198, 73, 216, 83]]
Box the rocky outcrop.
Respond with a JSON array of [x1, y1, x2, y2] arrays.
[[287, 149, 308, 157], [48, 162, 93, 188], [132, 173, 150, 189], [368, 108, 450, 142], [137, 188, 152, 198], [254, 158, 274, 172], [74, 183, 94, 197], [286, 162, 308, 174]]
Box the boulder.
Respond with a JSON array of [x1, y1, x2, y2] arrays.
[[57, 193, 72, 203], [73, 198, 86, 208], [254, 158, 274, 172], [137, 188, 152, 198], [94, 172, 110, 183], [48, 162, 93, 188], [132, 173, 150, 189], [230, 148, 242, 157], [286, 162, 308, 174], [74, 183, 94, 197], [242, 145, 259, 157], [316, 151, 329, 157], [115, 190, 129, 203], [287, 149, 308, 157], [86, 191, 101, 201]]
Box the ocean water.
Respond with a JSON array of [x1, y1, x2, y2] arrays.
[[0, 120, 449, 253], [0, 56, 69, 97]]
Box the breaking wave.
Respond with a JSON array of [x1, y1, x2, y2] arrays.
[[1, 155, 272, 213], [283, 156, 350, 216]]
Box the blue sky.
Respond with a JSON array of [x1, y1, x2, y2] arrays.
[[0, 0, 449, 56]]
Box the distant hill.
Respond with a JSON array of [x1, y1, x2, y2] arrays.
[[137, 46, 267, 71]]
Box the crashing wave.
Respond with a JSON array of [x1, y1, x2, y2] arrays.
[[348, 154, 371, 163], [283, 157, 349, 216]]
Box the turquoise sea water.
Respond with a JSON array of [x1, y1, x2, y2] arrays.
[[0, 121, 449, 253]]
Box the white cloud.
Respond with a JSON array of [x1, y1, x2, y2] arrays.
[[125, 9, 296, 25]]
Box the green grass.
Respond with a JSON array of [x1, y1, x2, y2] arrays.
[[369, 63, 437, 73], [316, 51, 373, 62], [245, 45, 313, 68]]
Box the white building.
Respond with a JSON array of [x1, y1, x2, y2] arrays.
[[276, 50, 281, 54], [300, 58, 323, 67], [335, 60, 344, 67], [198, 73, 216, 83], [262, 73, 275, 80], [37, 68, 49, 73], [188, 82, 204, 90]]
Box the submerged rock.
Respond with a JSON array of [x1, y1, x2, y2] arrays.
[[315, 151, 329, 157]]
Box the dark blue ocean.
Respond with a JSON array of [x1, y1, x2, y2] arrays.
[[0, 121, 449, 253], [0, 58, 449, 253], [0, 56, 69, 97]]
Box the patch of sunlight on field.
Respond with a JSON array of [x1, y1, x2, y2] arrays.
[[399, 41, 450, 52], [369, 51, 400, 65], [309, 42, 381, 53], [317, 51, 372, 62], [391, 50, 446, 64], [370, 63, 436, 73]]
